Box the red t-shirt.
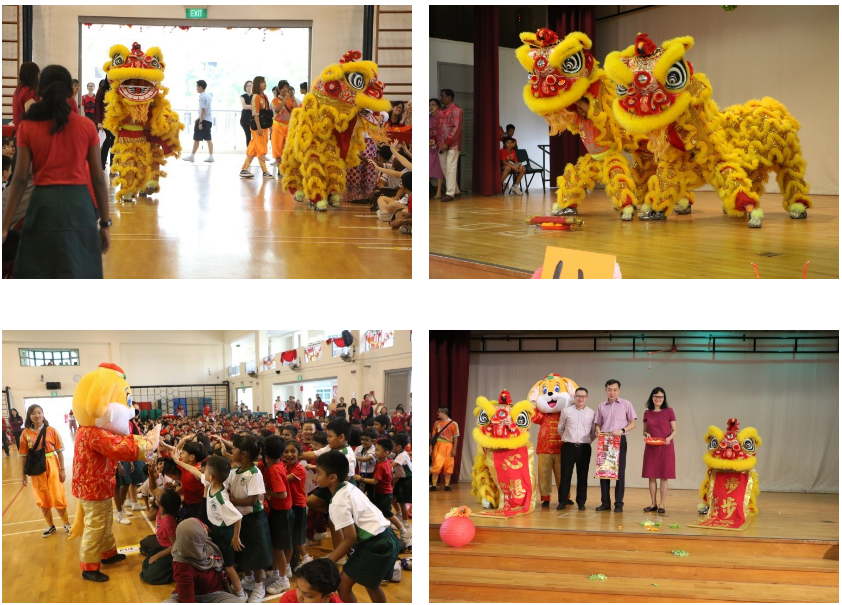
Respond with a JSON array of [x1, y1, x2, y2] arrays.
[[500, 148, 517, 164], [392, 413, 406, 432], [68, 97, 79, 115], [172, 561, 227, 603], [373, 459, 393, 494], [280, 588, 343, 603], [180, 463, 204, 505], [267, 462, 292, 510], [12, 86, 37, 126], [83, 94, 96, 115], [17, 112, 99, 187], [285, 461, 307, 507], [156, 511, 177, 547]]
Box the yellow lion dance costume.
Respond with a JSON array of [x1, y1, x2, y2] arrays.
[[103, 42, 184, 203], [688, 418, 761, 531], [517, 29, 660, 220], [68, 362, 160, 582], [605, 34, 811, 227], [470, 390, 537, 517], [281, 50, 390, 212]]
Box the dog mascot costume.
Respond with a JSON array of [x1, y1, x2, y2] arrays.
[[470, 390, 537, 517], [68, 362, 160, 581], [527, 374, 578, 507], [689, 418, 761, 531]]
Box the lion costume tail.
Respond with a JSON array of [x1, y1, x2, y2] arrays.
[[69, 501, 85, 540]]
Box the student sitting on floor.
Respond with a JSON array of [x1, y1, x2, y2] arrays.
[[162, 518, 245, 603], [140, 488, 179, 585], [315, 450, 400, 603], [278, 558, 343, 603]]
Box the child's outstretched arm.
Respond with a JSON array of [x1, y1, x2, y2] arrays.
[[172, 455, 203, 481], [328, 523, 357, 562]]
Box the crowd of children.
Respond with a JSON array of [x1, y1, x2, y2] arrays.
[[124, 407, 411, 603]]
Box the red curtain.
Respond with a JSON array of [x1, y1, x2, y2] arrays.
[[472, 6, 501, 196], [548, 6, 596, 182], [430, 331, 471, 481]]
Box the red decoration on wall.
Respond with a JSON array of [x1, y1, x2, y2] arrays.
[[280, 349, 298, 363]]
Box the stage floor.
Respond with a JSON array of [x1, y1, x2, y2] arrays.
[[429, 189, 839, 279], [430, 483, 839, 542]]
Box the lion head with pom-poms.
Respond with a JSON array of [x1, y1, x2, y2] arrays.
[[473, 389, 534, 450], [703, 417, 761, 473]]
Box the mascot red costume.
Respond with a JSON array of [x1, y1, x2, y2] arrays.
[[527, 374, 578, 507], [68, 362, 160, 582]]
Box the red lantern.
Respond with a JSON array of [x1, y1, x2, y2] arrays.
[[439, 516, 475, 548]]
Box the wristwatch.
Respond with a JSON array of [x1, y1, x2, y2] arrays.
[[621, 428, 626, 434], [100, 218, 112, 228]]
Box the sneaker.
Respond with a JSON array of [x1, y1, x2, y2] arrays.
[[236, 590, 246, 601], [295, 555, 314, 570], [247, 582, 265, 602], [42, 525, 56, 537], [400, 526, 412, 540], [314, 532, 329, 541], [399, 225, 411, 234], [240, 575, 255, 592], [182, 155, 195, 162], [512, 185, 523, 194], [265, 576, 290, 594], [121, 507, 133, 517], [204, 156, 214, 163], [115, 513, 131, 525], [64, 524, 72, 535], [285, 564, 292, 578], [262, 172, 275, 179], [239, 170, 254, 179], [132, 502, 145, 511]]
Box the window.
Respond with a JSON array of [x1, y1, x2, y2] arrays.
[[315, 387, 332, 403], [305, 344, 322, 362], [363, 330, 394, 352], [328, 333, 350, 358], [19, 348, 79, 367]]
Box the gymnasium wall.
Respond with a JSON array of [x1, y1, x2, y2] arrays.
[[459, 350, 839, 493], [429, 4, 839, 195], [30, 5, 365, 86]]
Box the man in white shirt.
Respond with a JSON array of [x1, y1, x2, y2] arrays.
[[183, 79, 214, 162], [557, 387, 596, 511]]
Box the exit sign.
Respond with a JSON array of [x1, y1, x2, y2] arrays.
[[298, 375, 303, 381], [186, 8, 207, 18]]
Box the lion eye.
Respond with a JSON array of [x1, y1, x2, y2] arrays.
[[112, 54, 124, 67], [346, 72, 365, 90], [151, 57, 161, 69], [709, 437, 719, 450], [478, 410, 489, 425], [616, 84, 628, 96], [515, 411, 530, 428], [561, 51, 583, 75], [742, 438, 755, 452], [664, 61, 688, 90]]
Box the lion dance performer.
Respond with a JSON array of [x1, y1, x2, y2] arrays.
[[688, 418, 761, 531], [517, 29, 655, 220], [68, 363, 160, 582], [281, 50, 391, 212], [471, 390, 537, 517], [605, 34, 811, 227], [527, 373, 577, 507], [430, 407, 460, 492], [103, 42, 184, 203]]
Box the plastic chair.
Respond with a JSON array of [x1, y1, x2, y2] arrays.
[[516, 148, 546, 193]]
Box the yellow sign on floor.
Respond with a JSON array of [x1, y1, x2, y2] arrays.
[[541, 246, 616, 279]]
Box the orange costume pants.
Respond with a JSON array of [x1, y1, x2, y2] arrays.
[[247, 127, 269, 158], [30, 453, 67, 510], [430, 441, 454, 475], [272, 121, 290, 161]]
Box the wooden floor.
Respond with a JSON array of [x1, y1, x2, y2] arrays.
[[2, 432, 411, 603], [96, 154, 411, 279], [429, 484, 838, 603], [429, 189, 839, 279]]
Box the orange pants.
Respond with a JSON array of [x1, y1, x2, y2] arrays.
[[30, 453, 67, 510], [247, 127, 269, 158], [430, 441, 454, 475], [272, 121, 289, 161]]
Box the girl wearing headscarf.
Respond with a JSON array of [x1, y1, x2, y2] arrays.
[[162, 518, 245, 603]]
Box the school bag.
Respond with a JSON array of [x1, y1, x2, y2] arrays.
[[23, 426, 47, 476]]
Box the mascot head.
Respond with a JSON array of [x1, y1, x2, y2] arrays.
[[604, 33, 695, 133], [516, 29, 598, 117], [473, 389, 534, 450], [703, 418, 762, 472], [527, 373, 578, 414], [72, 362, 135, 436], [103, 42, 165, 106], [313, 50, 391, 120]]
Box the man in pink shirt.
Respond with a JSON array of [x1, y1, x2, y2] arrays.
[[556, 387, 596, 511], [594, 379, 637, 512], [436, 89, 463, 202]]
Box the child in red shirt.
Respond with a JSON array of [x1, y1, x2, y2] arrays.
[[264, 436, 293, 594], [500, 137, 525, 195], [279, 558, 343, 602], [354, 438, 410, 538], [283, 440, 313, 567]]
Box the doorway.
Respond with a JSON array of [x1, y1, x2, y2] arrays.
[[235, 387, 253, 413], [384, 369, 411, 412]]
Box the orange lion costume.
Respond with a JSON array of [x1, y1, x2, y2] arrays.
[[68, 362, 160, 582]]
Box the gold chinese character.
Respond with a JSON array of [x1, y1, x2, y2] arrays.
[[508, 479, 525, 499], [724, 476, 740, 494], [719, 497, 737, 519], [502, 454, 523, 470]]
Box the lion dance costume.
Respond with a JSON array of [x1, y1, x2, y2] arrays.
[[281, 50, 390, 211], [68, 363, 159, 581], [470, 390, 537, 517], [103, 42, 184, 203], [517, 29, 654, 220], [688, 418, 761, 531], [605, 34, 811, 227], [527, 373, 577, 506]]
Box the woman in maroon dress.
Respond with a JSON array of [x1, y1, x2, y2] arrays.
[[641, 387, 677, 514]]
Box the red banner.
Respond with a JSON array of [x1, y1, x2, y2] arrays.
[[476, 444, 535, 518], [280, 350, 297, 363], [690, 470, 752, 531], [595, 434, 621, 479]]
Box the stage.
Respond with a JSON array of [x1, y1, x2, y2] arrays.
[[429, 190, 840, 279], [429, 483, 838, 602]]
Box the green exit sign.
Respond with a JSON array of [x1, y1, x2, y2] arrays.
[[186, 8, 207, 19], [298, 375, 303, 381]]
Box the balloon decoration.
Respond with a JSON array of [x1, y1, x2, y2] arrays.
[[439, 507, 475, 548]]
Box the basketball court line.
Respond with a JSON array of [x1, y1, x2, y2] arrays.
[[2, 485, 25, 517]]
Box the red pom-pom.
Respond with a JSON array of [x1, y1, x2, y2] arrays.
[[440, 516, 475, 548]]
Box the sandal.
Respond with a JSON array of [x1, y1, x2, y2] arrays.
[[643, 505, 658, 513], [658, 507, 665, 514]]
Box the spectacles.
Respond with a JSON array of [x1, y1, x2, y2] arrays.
[[575, 395, 588, 399], [652, 395, 665, 400]]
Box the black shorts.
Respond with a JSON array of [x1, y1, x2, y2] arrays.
[[193, 120, 212, 141], [372, 492, 395, 518], [209, 523, 236, 567], [269, 508, 294, 550], [291, 505, 306, 546]]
